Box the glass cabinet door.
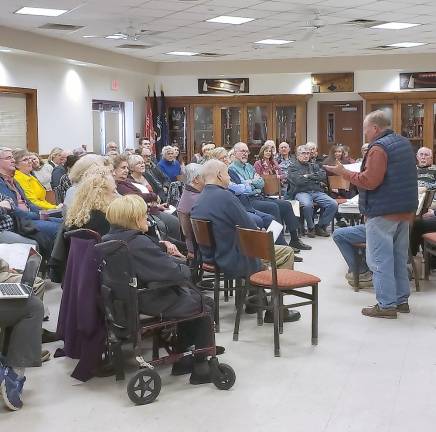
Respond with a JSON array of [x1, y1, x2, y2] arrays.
[[194, 106, 214, 148], [221, 107, 241, 148], [275, 106, 296, 147], [168, 106, 187, 152], [247, 105, 268, 152], [401, 103, 424, 151], [370, 103, 394, 127]]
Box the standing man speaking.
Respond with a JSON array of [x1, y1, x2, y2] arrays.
[[325, 110, 418, 319]]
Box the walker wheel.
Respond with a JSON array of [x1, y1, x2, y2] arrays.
[[211, 363, 236, 390], [127, 368, 161, 405]]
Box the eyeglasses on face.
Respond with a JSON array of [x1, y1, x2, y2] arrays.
[[0, 155, 14, 160]]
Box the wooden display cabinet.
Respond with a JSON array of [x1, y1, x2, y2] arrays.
[[165, 95, 310, 161], [360, 91, 436, 153]]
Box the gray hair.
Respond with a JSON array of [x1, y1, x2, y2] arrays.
[[305, 142, 317, 150], [69, 154, 106, 184], [296, 144, 309, 155], [127, 154, 144, 170], [364, 110, 391, 129], [184, 163, 203, 185], [233, 142, 248, 152], [0, 147, 12, 157], [161, 145, 174, 159]]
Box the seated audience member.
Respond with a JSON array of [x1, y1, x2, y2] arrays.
[[72, 147, 86, 158], [50, 150, 71, 190], [322, 144, 354, 168], [276, 142, 294, 195], [192, 143, 215, 164], [332, 225, 373, 288], [63, 154, 106, 211], [65, 170, 116, 237], [0, 147, 61, 243], [254, 142, 286, 181], [191, 160, 300, 322], [288, 145, 338, 237], [0, 195, 37, 246], [29, 153, 51, 191], [54, 154, 79, 204], [177, 163, 205, 254], [158, 146, 182, 182], [356, 143, 369, 163], [113, 155, 181, 241], [12, 150, 60, 210], [103, 194, 218, 383], [123, 148, 134, 156], [341, 145, 355, 164], [105, 141, 119, 156], [208, 147, 276, 232], [35, 147, 64, 191], [416, 147, 436, 189], [0, 294, 44, 410], [306, 141, 325, 167], [137, 139, 157, 163], [410, 209, 436, 257], [142, 148, 170, 201], [229, 142, 310, 252]]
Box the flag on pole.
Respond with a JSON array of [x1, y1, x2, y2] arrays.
[[155, 89, 169, 157], [144, 87, 155, 154]]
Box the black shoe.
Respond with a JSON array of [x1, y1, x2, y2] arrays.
[[294, 255, 303, 263], [42, 329, 61, 344], [307, 228, 315, 238], [264, 309, 301, 323], [289, 239, 312, 251], [315, 225, 330, 237], [336, 220, 347, 228], [215, 345, 225, 355], [171, 356, 193, 376], [189, 361, 211, 385]]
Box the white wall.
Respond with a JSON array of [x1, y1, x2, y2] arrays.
[[0, 52, 152, 154]]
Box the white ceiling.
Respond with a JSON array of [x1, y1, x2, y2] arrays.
[[1, 0, 436, 63]]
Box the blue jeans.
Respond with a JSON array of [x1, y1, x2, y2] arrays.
[[366, 217, 410, 309], [295, 191, 338, 229], [332, 224, 368, 274]]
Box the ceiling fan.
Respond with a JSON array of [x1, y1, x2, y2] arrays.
[[84, 25, 159, 42]]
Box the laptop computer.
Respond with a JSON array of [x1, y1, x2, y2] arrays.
[[0, 248, 42, 299]]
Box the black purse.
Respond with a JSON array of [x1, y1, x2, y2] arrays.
[[13, 214, 38, 236]]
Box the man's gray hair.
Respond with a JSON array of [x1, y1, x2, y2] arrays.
[[364, 110, 391, 129], [296, 144, 309, 155], [233, 142, 247, 151], [305, 141, 317, 150], [185, 163, 203, 185], [0, 147, 12, 157]]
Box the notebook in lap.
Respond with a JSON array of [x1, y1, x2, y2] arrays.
[[0, 248, 42, 299]]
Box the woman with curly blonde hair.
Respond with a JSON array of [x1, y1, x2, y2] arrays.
[[65, 170, 117, 236]]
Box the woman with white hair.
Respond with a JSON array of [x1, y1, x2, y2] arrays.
[[157, 146, 181, 181]]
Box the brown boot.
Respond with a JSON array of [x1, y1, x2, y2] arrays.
[[361, 304, 397, 319], [397, 303, 410, 313]]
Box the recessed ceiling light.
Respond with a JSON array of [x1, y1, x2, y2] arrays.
[[371, 22, 420, 30], [0, 48, 12, 53], [206, 16, 254, 25], [82, 35, 99, 38], [105, 34, 126, 40], [255, 39, 294, 45], [14, 7, 68, 17], [386, 42, 427, 48], [166, 51, 198, 56]]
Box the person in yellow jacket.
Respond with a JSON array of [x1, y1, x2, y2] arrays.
[[12, 149, 60, 210]]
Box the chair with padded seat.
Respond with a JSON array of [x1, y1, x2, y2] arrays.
[[234, 227, 320, 357]]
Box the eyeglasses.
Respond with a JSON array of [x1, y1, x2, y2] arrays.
[[0, 156, 14, 161], [19, 157, 32, 163], [237, 149, 249, 154]]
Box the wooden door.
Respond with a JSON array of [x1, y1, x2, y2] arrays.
[[318, 101, 363, 159]]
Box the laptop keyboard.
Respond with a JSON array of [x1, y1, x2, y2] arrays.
[[0, 284, 26, 296]]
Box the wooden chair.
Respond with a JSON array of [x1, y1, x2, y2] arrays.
[[190, 218, 233, 333], [234, 227, 320, 357], [350, 242, 367, 292], [328, 175, 350, 192], [176, 211, 200, 281], [45, 190, 56, 205], [262, 174, 281, 198]]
